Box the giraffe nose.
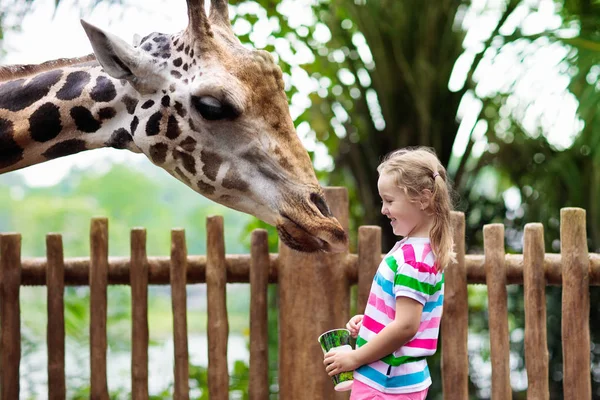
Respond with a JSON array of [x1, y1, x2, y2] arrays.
[[310, 192, 333, 218]]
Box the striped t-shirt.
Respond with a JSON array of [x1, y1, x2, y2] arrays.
[[354, 237, 444, 394]]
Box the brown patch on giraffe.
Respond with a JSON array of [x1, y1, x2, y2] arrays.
[[0, 119, 23, 169], [70, 106, 101, 133], [173, 58, 183, 67], [90, 76, 117, 102], [56, 71, 91, 101], [200, 150, 222, 181], [30, 103, 62, 142], [98, 107, 117, 120], [219, 194, 237, 203], [166, 115, 181, 139], [42, 139, 87, 160], [106, 128, 133, 149], [174, 167, 191, 185], [222, 167, 249, 192], [197, 180, 216, 195], [179, 136, 196, 152], [174, 101, 187, 118], [141, 100, 155, 109], [174, 149, 196, 174], [121, 95, 138, 114], [130, 116, 139, 135], [149, 143, 168, 164], [171, 71, 182, 79], [146, 111, 162, 136], [0, 69, 63, 112]]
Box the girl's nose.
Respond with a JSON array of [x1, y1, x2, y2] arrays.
[[381, 204, 387, 215]]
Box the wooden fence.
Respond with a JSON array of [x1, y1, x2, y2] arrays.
[[0, 187, 598, 399]]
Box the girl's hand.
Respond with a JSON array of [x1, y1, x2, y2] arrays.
[[346, 314, 364, 338], [323, 349, 360, 376]]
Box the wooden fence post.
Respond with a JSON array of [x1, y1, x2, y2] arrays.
[[442, 211, 468, 400], [523, 223, 549, 399], [131, 229, 149, 400], [46, 234, 66, 400], [206, 216, 229, 399], [484, 224, 511, 399], [90, 218, 109, 399], [561, 208, 591, 398], [278, 187, 350, 400], [356, 226, 381, 314], [0, 234, 21, 400], [171, 229, 190, 400]]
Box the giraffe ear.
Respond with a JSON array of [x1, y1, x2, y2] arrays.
[[81, 20, 160, 93]]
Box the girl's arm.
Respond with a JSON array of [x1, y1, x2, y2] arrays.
[[324, 296, 423, 375]]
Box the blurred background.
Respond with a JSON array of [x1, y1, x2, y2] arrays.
[[0, 0, 598, 398]]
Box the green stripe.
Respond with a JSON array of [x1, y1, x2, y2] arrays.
[[385, 256, 399, 273], [356, 336, 425, 366], [394, 274, 443, 296]]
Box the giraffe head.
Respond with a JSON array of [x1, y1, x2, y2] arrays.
[[80, 0, 347, 252]]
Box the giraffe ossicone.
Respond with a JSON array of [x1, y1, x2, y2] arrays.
[[0, 0, 347, 253]]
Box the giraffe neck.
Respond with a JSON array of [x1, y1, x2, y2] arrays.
[[0, 57, 143, 174]]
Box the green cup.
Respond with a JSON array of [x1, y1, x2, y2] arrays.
[[318, 328, 354, 391]]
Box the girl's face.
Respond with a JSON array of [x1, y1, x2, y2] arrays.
[[377, 173, 431, 237]]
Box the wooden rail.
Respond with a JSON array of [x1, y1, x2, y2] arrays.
[[0, 187, 596, 399]]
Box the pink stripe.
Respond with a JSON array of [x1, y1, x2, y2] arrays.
[[368, 293, 396, 319], [402, 244, 416, 263], [362, 315, 385, 334], [418, 317, 441, 332], [404, 338, 438, 350], [421, 243, 432, 260], [405, 260, 436, 274]]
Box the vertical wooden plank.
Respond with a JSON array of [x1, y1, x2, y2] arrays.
[[131, 229, 149, 400], [249, 229, 269, 400], [441, 212, 468, 400], [483, 224, 511, 399], [46, 234, 66, 400], [523, 223, 549, 400], [90, 218, 109, 399], [357, 226, 381, 313], [0, 234, 21, 400], [171, 229, 190, 400], [278, 187, 350, 400], [206, 216, 229, 399], [561, 208, 591, 398]]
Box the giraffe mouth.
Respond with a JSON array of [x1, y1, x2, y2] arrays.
[[277, 214, 346, 253]]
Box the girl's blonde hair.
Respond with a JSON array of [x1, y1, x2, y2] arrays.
[[377, 147, 455, 271]]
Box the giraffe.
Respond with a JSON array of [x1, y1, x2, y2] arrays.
[[0, 0, 347, 253]]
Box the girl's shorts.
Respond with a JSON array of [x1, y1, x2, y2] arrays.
[[349, 379, 428, 400]]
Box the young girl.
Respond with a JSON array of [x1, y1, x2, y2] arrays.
[[323, 147, 454, 399]]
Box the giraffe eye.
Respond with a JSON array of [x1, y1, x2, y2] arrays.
[[191, 95, 240, 121]]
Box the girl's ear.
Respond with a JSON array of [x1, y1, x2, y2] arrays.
[[420, 189, 433, 210]]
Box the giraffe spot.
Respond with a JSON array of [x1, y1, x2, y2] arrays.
[[179, 136, 196, 152], [130, 116, 139, 135], [173, 39, 179, 47], [0, 119, 23, 169], [171, 71, 182, 79], [279, 157, 293, 170], [174, 101, 187, 118], [169, 84, 176, 93], [183, 79, 189, 84], [71, 106, 101, 133], [184, 45, 190, 55], [141, 100, 155, 109], [183, 64, 189, 71], [42, 139, 87, 160], [197, 180, 215, 195], [56, 71, 91, 101], [0, 69, 63, 112], [161, 53, 171, 59], [149, 142, 168, 164], [173, 58, 183, 67], [152, 52, 160, 58], [121, 95, 138, 114], [30, 103, 62, 142], [106, 128, 133, 149], [200, 150, 222, 181], [174, 167, 191, 186], [190, 49, 194, 58], [176, 43, 184, 52], [90, 76, 117, 102], [161, 95, 170, 107], [142, 42, 153, 51], [140, 33, 152, 44], [174, 149, 196, 174], [98, 107, 117, 120], [222, 168, 249, 192], [146, 111, 162, 136], [166, 115, 181, 139]]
